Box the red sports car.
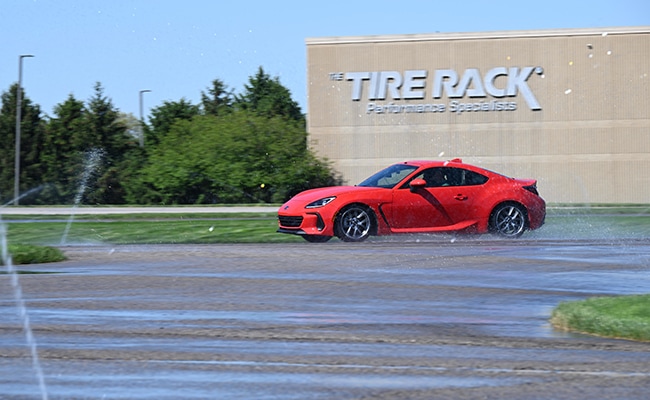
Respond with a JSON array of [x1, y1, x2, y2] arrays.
[[277, 159, 546, 242]]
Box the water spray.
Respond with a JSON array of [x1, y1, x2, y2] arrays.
[[60, 148, 104, 245], [1, 215, 49, 400], [1, 185, 45, 208]]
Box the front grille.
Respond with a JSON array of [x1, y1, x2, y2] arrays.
[[278, 215, 303, 227]]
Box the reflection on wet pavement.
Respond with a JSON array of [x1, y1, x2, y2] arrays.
[[2, 238, 650, 399]]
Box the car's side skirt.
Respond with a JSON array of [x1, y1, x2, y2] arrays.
[[389, 220, 479, 234]]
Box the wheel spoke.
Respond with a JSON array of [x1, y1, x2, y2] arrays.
[[338, 207, 372, 241], [493, 205, 526, 237]]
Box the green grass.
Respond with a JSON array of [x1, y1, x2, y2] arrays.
[[551, 295, 650, 342], [5, 217, 303, 246], [3, 244, 66, 265], [2, 213, 302, 265], [1, 211, 279, 221], [547, 204, 650, 215]]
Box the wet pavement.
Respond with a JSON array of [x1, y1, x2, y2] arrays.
[[2, 237, 650, 399]]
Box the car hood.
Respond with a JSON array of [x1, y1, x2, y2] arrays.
[[281, 186, 384, 206]]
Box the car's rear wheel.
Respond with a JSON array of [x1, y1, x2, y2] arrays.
[[302, 235, 332, 243], [335, 205, 374, 242], [490, 202, 528, 238]]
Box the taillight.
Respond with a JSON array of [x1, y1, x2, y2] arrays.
[[523, 184, 539, 196]]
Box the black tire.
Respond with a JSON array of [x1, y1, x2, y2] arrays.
[[302, 235, 332, 243], [335, 205, 374, 242], [489, 202, 528, 238]]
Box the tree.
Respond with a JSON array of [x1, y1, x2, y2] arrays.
[[140, 111, 339, 204], [0, 69, 338, 206], [145, 98, 199, 147], [201, 79, 233, 116], [80, 83, 137, 204], [0, 84, 45, 205], [39, 94, 86, 203], [235, 66, 304, 123]]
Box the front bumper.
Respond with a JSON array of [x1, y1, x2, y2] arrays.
[[277, 212, 330, 236]]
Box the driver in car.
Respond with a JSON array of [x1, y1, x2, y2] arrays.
[[424, 169, 449, 187]]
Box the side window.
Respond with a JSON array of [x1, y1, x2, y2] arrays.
[[377, 168, 417, 187], [463, 170, 488, 186], [420, 168, 453, 187], [413, 167, 488, 187]]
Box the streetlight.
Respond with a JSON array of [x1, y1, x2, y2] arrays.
[[14, 54, 34, 206], [139, 89, 151, 147]]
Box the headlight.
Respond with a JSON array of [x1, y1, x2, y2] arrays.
[[306, 196, 336, 208]]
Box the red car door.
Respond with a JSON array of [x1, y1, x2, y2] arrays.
[[388, 185, 452, 229], [385, 167, 484, 232]]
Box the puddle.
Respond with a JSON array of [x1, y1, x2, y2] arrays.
[[1, 358, 529, 399]]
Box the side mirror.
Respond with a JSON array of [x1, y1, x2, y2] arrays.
[[409, 178, 426, 192]]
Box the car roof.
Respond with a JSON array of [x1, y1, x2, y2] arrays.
[[402, 158, 465, 167]]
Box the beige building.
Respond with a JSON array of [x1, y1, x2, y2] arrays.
[[306, 27, 650, 204]]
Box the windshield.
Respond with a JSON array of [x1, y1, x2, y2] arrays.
[[357, 164, 418, 188]]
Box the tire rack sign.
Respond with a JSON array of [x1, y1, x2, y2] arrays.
[[328, 67, 544, 114]]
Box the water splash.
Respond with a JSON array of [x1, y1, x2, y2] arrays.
[[1, 186, 45, 208], [1, 215, 49, 400], [60, 149, 104, 245]]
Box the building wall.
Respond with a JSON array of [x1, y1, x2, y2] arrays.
[[306, 27, 650, 204]]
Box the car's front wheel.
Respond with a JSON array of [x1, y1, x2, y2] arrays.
[[490, 202, 528, 238], [335, 205, 374, 242]]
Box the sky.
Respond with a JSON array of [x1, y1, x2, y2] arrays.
[[2, 0, 648, 119]]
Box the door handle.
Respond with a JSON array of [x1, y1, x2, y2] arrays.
[[454, 194, 468, 201]]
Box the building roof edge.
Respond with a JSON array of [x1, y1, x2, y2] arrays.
[[305, 26, 650, 45]]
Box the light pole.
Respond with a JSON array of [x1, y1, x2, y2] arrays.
[[14, 54, 34, 206], [139, 89, 151, 147]]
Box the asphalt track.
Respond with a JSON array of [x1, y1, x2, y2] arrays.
[[1, 209, 650, 399]]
